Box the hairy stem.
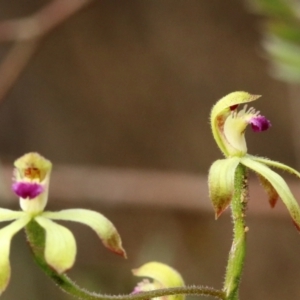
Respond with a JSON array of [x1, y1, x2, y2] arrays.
[[223, 164, 248, 300], [25, 220, 225, 300]]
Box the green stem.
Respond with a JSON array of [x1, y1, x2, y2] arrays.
[[25, 220, 225, 300], [223, 164, 248, 300]]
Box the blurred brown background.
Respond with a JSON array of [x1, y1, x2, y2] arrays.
[[0, 0, 299, 299]]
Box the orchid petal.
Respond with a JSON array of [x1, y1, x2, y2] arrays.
[[35, 216, 76, 273], [250, 155, 300, 179], [132, 262, 185, 300], [0, 209, 26, 222], [42, 209, 126, 257], [256, 173, 279, 208], [208, 157, 240, 218], [211, 92, 261, 156], [241, 157, 300, 230], [0, 216, 31, 295]]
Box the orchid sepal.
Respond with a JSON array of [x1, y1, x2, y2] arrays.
[[250, 155, 300, 179], [35, 216, 77, 273], [0, 216, 31, 295], [42, 209, 127, 258], [0, 209, 27, 222], [256, 173, 279, 208], [208, 157, 240, 218], [208, 153, 300, 227], [241, 156, 300, 230]]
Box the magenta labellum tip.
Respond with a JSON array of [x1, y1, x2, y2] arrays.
[[250, 115, 271, 132], [12, 182, 44, 199]]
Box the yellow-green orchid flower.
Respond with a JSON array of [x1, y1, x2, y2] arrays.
[[132, 261, 185, 300], [0, 152, 126, 295], [209, 91, 300, 228]]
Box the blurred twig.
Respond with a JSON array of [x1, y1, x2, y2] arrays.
[[0, 40, 40, 101], [0, 0, 93, 42], [0, 0, 93, 104]]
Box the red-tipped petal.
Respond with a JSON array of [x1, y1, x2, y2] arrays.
[[256, 174, 279, 208], [42, 209, 127, 258], [208, 158, 240, 219]]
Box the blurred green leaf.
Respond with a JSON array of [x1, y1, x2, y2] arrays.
[[250, 0, 296, 18], [263, 35, 300, 67], [246, 0, 300, 83], [269, 60, 300, 82], [268, 21, 300, 43]]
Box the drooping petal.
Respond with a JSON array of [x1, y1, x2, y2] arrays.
[[208, 157, 240, 218], [241, 157, 300, 230], [0, 209, 27, 222], [42, 209, 126, 258], [256, 173, 279, 208], [132, 261, 185, 300], [0, 216, 31, 295], [210, 92, 261, 157], [250, 155, 300, 179], [35, 216, 76, 273]]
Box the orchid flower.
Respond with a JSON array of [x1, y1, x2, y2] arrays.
[[132, 261, 185, 300], [0, 153, 126, 295], [209, 91, 300, 228]]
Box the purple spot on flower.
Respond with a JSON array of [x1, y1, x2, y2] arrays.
[[131, 286, 142, 295], [12, 182, 44, 199], [249, 115, 271, 132], [131, 280, 152, 295]]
